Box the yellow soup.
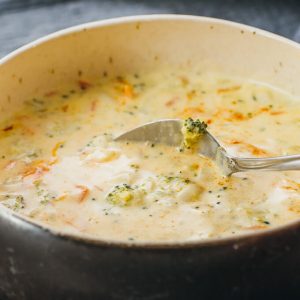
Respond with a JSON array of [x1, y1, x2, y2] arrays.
[[1, 67, 300, 243]]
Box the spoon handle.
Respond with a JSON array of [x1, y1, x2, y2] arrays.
[[231, 154, 300, 173]]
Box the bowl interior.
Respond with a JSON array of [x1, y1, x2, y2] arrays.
[[1, 15, 300, 246], [1, 15, 300, 120]]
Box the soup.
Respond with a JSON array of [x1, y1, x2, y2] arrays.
[[1, 67, 300, 242]]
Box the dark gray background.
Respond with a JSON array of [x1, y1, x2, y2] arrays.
[[0, 0, 300, 58]]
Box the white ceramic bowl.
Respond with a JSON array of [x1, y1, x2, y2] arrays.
[[1, 15, 300, 300]]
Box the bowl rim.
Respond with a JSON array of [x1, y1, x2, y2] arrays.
[[1, 14, 300, 249]]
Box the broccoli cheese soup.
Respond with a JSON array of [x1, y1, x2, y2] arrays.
[[1, 67, 300, 243]]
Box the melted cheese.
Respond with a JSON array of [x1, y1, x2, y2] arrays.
[[1, 67, 300, 243]]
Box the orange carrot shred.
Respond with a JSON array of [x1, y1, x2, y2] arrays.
[[230, 140, 269, 156], [62, 105, 69, 112], [165, 97, 178, 107], [49, 158, 58, 166], [178, 107, 204, 118], [217, 86, 241, 94], [260, 107, 270, 112], [78, 80, 91, 90], [22, 167, 37, 178], [22, 163, 49, 178], [180, 76, 189, 86], [76, 185, 89, 203], [122, 83, 134, 98], [270, 111, 284, 115], [243, 225, 267, 230], [3, 125, 14, 132], [44, 91, 58, 97], [52, 142, 64, 157], [187, 90, 196, 100]]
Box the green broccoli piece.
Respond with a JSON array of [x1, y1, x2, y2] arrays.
[[14, 195, 25, 210], [163, 176, 190, 185], [181, 118, 207, 150], [106, 184, 135, 206], [1, 195, 25, 211]]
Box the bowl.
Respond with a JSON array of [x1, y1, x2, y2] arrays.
[[1, 15, 300, 300]]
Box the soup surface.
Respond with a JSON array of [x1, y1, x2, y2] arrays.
[[1, 67, 300, 243]]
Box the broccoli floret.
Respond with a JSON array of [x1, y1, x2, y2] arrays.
[[14, 195, 25, 210], [153, 175, 203, 204], [106, 184, 135, 206], [181, 118, 207, 150], [162, 176, 190, 186], [1, 194, 25, 211]]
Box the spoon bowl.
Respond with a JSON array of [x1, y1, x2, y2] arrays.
[[115, 119, 300, 175]]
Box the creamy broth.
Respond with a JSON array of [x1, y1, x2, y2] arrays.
[[1, 67, 300, 243]]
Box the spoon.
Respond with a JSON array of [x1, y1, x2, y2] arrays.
[[115, 119, 300, 175]]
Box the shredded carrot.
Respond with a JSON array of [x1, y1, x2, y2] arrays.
[[39, 165, 50, 172], [214, 106, 284, 122], [259, 107, 284, 116], [233, 112, 246, 120], [270, 111, 284, 115], [214, 109, 249, 122], [217, 86, 241, 94], [282, 180, 300, 191], [282, 185, 296, 191], [180, 76, 189, 86], [178, 107, 204, 118], [22, 163, 50, 178], [98, 151, 119, 163], [62, 105, 69, 112], [249, 145, 269, 156], [289, 204, 300, 214], [78, 80, 91, 90], [52, 142, 64, 157], [260, 107, 270, 112], [186, 90, 196, 100], [222, 112, 248, 121], [22, 167, 37, 178], [243, 225, 267, 230], [165, 97, 178, 107], [76, 185, 89, 203], [44, 91, 57, 97], [213, 108, 266, 122], [3, 125, 13, 132], [54, 194, 67, 202], [28, 159, 45, 166], [122, 83, 134, 98], [49, 158, 58, 166], [116, 76, 125, 83], [20, 158, 57, 179], [230, 140, 269, 156]]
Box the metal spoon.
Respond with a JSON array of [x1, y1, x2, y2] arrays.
[[115, 119, 300, 175]]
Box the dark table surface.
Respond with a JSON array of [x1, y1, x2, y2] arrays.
[[0, 0, 300, 59]]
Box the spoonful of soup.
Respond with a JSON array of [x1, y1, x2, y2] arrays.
[[115, 118, 300, 175]]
